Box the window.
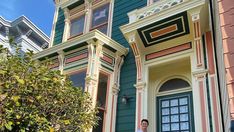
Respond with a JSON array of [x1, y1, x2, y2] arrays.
[[69, 70, 86, 90], [93, 73, 109, 132], [70, 15, 85, 37], [91, 4, 109, 34], [157, 93, 193, 132]]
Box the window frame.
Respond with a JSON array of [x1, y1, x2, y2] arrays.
[[66, 69, 87, 90], [89, 3, 110, 35], [93, 71, 110, 132], [69, 14, 85, 39]]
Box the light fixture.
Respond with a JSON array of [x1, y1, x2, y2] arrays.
[[121, 95, 133, 104]]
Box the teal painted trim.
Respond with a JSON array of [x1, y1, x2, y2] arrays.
[[63, 62, 88, 70], [156, 92, 195, 132], [111, 0, 147, 132], [53, 8, 65, 46]]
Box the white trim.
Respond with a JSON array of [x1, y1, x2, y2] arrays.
[[50, 6, 60, 47], [34, 30, 128, 59], [120, 0, 205, 34]]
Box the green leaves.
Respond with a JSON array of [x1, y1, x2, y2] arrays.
[[0, 44, 97, 131]]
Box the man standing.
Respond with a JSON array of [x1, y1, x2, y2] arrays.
[[137, 119, 149, 132]]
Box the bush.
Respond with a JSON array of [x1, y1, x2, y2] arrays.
[[0, 45, 98, 132]]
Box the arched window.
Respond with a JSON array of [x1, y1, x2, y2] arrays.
[[159, 78, 190, 92]]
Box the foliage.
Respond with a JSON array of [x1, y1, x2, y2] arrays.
[[0, 45, 98, 132]]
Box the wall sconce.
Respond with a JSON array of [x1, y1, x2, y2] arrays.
[[121, 95, 133, 104]]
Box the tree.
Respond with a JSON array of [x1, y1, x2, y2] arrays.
[[0, 45, 98, 132]]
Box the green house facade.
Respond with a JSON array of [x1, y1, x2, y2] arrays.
[[34, 0, 233, 131]]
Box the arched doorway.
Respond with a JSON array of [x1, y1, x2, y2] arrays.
[[156, 78, 194, 132]]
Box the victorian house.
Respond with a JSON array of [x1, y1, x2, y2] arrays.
[[34, 0, 234, 131]]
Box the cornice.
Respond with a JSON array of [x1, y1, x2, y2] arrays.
[[120, 0, 205, 35], [33, 30, 128, 59]]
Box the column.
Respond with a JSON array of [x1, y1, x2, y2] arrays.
[[62, 8, 70, 42], [128, 34, 146, 131], [57, 50, 65, 74], [109, 54, 124, 132], [85, 40, 103, 107], [190, 9, 210, 132]]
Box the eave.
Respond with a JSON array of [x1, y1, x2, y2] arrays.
[[33, 30, 128, 60]]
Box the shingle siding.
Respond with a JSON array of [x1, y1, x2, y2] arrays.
[[53, 8, 65, 45], [111, 0, 147, 131]]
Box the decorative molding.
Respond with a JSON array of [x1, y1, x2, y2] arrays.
[[192, 69, 208, 80], [121, 0, 205, 35], [134, 81, 146, 91], [137, 0, 185, 20], [137, 11, 190, 47], [33, 30, 128, 60], [146, 42, 192, 61]]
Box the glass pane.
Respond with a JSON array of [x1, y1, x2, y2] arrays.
[[162, 116, 170, 123], [170, 99, 178, 106], [162, 124, 170, 131], [180, 114, 189, 121], [180, 122, 189, 130], [179, 97, 188, 105], [170, 107, 178, 114], [95, 24, 107, 34], [69, 70, 86, 90], [162, 108, 170, 115], [162, 100, 169, 108], [171, 123, 179, 131], [171, 115, 179, 122], [180, 106, 188, 113], [97, 73, 108, 108], [70, 15, 85, 36], [91, 4, 109, 28]]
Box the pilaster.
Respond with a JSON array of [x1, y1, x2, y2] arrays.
[[128, 32, 146, 131], [62, 8, 70, 42], [109, 53, 124, 132]]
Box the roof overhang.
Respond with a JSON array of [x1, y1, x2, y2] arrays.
[[120, 0, 206, 53], [33, 30, 128, 60], [60, 0, 84, 9]]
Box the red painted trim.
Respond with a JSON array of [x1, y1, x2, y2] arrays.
[[137, 92, 142, 129], [110, 95, 114, 132], [65, 53, 88, 64], [199, 81, 208, 132], [196, 40, 202, 67], [101, 54, 114, 65], [211, 77, 220, 132], [206, 31, 215, 74], [194, 23, 197, 38], [95, 71, 110, 132], [146, 43, 191, 61], [197, 22, 201, 37]]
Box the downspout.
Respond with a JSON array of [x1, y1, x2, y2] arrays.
[[208, 0, 225, 131]]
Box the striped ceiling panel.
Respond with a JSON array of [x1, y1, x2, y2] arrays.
[[137, 11, 190, 47]]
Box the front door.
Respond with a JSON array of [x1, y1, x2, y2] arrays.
[[157, 92, 194, 132]]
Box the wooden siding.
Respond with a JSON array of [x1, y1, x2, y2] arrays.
[[111, 0, 147, 131], [53, 8, 65, 45]]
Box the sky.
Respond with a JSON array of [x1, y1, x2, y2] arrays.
[[0, 0, 55, 37]]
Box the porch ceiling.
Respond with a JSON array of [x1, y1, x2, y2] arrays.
[[120, 0, 206, 54]]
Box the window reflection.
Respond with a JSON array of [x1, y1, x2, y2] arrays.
[[69, 70, 86, 90]]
